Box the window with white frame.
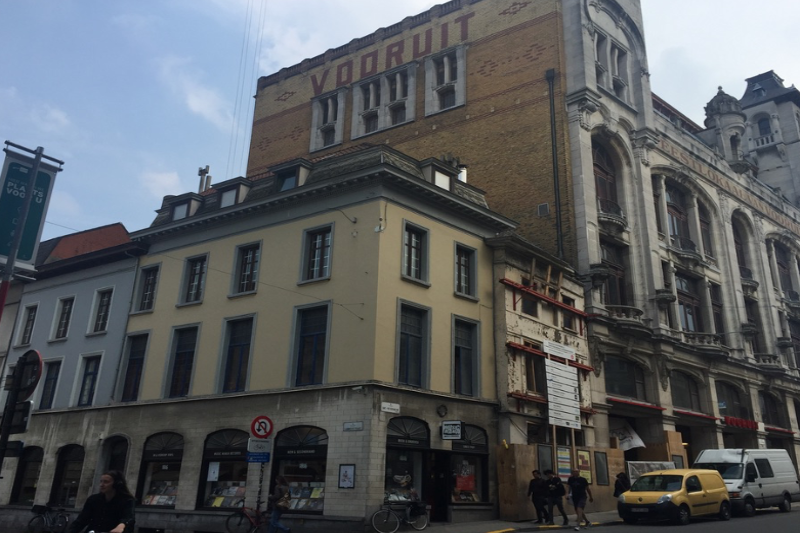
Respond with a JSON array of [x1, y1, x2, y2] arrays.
[[402, 222, 429, 284], [233, 244, 260, 294], [53, 297, 74, 340], [121, 334, 148, 402], [455, 244, 476, 298], [222, 318, 254, 393], [293, 304, 330, 386], [310, 89, 346, 151], [425, 47, 466, 115], [168, 327, 198, 398], [19, 305, 37, 345], [136, 266, 159, 312], [351, 66, 415, 138], [302, 225, 332, 282], [453, 318, 479, 397], [172, 202, 189, 221], [397, 303, 429, 388], [92, 289, 113, 333], [219, 188, 237, 208], [39, 361, 61, 410], [182, 255, 207, 304], [77, 355, 101, 406]]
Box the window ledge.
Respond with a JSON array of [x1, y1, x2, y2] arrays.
[[176, 300, 203, 308], [47, 337, 68, 344], [12, 342, 31, 349], [401, 275, 431, 288], [228, 290, 258, 299], [85, 331, 107, 338], [424, 102, 465, 118], [454, 291, 479, 303], [297, 276, 331, 286], [130, 309, 154, 316], [310, 140, 342, 154]]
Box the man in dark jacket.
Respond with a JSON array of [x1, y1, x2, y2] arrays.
[[527, 470, 550, 524], [544, 469, 569, 526], [69, 471, 135, 533]]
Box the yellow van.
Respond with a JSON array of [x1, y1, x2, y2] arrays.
[[617, 469, 731, 525]]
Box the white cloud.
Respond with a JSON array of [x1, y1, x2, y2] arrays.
[[157, 55, 233, 131], [140, 170, 185, 200], [30, 104, 71, 134]]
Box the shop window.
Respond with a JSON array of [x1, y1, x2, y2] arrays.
[[272, 426, 328, 513], [293, 305, 330, 386], [139, 432, 184, 507], [200, 429, 248, 509], [103, 436, 129, 474], [604, 355, 646, 401], [19, 304, 37, 345], [398, 303, 428, 388], [50, 445, 85, 507], [121, 334, 148, 402], [670, 370, 701, 411], [715, 381, 748, 419], [758, 391, 782, 427], [222, 318, 254, 393], [39, 361, 61, 410], [136, 266, 159, 312], [385, 417, 429, 502], [453, 319, 479, 397], [10, 446, 43, 505], [451, 425, 488, 503]]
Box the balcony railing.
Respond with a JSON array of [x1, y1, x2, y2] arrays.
[[670, 235, 697, 252], [605, 305, 644, 322], [754, 353, 781, 366], [683, 332, 724, 348], [754, 133, 775, 147], [597, 197, 624, 217], [739, 265, 753, 280], [783, 290, 800, 302]]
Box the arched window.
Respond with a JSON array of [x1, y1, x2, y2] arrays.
[[593, 144, 620, 215], [715, 381, 748, 419], [50, 445, 85, 507], [774, 243, 793, 293], [11, 446, 43, 505], [758, 391, 782, 427], [675, 273, 703, 332], [666, 185, 692, 248], [272, 426, 329, 514], [600, 241, 627, 305], [604, 356, 646, 400], [670, 371, 701, 411], [732, 220, 750, 275], [698, 204, 713, 257], [386, 417, 430, 501], [139, 432, 184, 508], [103, 436, 129, 474], [200, 429, 248, 508], [758, 117, 771, 137]]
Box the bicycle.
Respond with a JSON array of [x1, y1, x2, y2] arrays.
[[225, 499, 270, 533], [371, 501, 428, 533], [27, 504, 70, 533]]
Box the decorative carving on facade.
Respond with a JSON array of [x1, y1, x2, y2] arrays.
[[718, 192, 731, 219], [658, 357, 671, 391], [589, 335, 604, 377], [754, 214, 765, 241]]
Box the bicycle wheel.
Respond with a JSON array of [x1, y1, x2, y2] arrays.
[[408, 510, 429, 530], [225, 510, 253, 533], [27, 515, 45, 533], [371, 509, 400, 533], [54, 513, 69, 533]]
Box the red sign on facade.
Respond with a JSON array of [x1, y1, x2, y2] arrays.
[[250, 415, 274, 439]]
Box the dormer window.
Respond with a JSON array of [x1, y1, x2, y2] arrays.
[[172, 203, 188, 221], [277, 171, 298, 192], [220, 189, 237, 208]]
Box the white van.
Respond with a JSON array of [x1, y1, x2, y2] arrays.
[[693, 449, 800, 516]]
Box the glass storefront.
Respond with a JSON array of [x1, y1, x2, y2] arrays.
[[200, 429, 248, 508], [272, 426, 328, 513], [450, 425, 488, 504], [385, 417, 430, 501], [138, 432, 184, 507], [11, 446, 43, 505], [50, 445, 85, 507]]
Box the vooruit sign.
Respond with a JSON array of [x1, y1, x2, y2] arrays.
[[0, 152, 58, 271]]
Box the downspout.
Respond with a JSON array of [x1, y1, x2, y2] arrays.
[[546, 69, 564, 260]]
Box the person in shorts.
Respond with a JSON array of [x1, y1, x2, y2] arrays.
[[567, 469, 593, 530]]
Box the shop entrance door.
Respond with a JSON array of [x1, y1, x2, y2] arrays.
[[424, 451, 451, 522]]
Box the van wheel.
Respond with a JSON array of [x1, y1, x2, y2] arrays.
[[673, 504, 690, 525], [743, 498, 756, 517], [778, 494, 791, 513], [718, 501, 731, 521]]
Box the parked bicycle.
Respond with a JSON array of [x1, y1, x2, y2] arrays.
[[371, 501, 428, 533], [225, 499, 270, 533], [28, 504, 70, 533]]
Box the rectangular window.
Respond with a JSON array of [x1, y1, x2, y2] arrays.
[[121, 335, 148, 402], [454, 319, 477, 397], [169, 327, 198, 398], [183, 256, 207, 303], [54, 297, 74, 339], [19, 305, 37, 345], [138, 266, 159, 311], [710, 284, 724, 335], [311, 91, 343, 151], [222, 318, 253, 393], [399, 305, 426, 387], [220, 188, 237, 208], [521, 278, 538, 316], [525, 353, 547, 394], [562, 296, 575, 330], [93, 289, 113, 333], [39, 361, 61, 410], [234, 244, 260, 294], [172, 203, 188, 221], [425, 47, 466, 115], [77, 356, 101, 406], [352, 67, 414, 138], [403, 223, 428, 282], [304, 227, 332, 281], [295, 306, 328, 386], [455, 245, 475, 297]]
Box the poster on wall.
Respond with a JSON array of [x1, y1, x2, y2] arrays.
[[557, 446, 572, 481], [576, 450, 592, 483]]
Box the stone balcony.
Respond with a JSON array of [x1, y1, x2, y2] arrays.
[[597, 197, 627, 233], [739, 266, 759, 297], [605, 305, 651, 336], [682, 332, 729, 358]]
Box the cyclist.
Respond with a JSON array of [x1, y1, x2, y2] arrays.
[[68, 470, 135, 533]]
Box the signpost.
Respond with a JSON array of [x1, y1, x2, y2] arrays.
[[0, 350, 44, 465], [250, 415, 274, 439], [248, 416, 275, 512]]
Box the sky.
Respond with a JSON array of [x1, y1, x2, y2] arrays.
[[1, 0, 799, 242]]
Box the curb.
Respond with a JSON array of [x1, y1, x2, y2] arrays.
[[514, 519, 623, 532]]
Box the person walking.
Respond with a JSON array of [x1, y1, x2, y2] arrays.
[[267, 475, 291, 533], [613, 472, 631, 497], [68, 470, 135, 533], [527, 470, 550, 524], [567, 469, 593, 530], [544, 470, 569, 526]]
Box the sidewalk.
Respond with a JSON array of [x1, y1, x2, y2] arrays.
[[425, 509, 622, 533]]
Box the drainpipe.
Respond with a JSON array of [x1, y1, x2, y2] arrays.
[[546, 69, 564, 260]]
